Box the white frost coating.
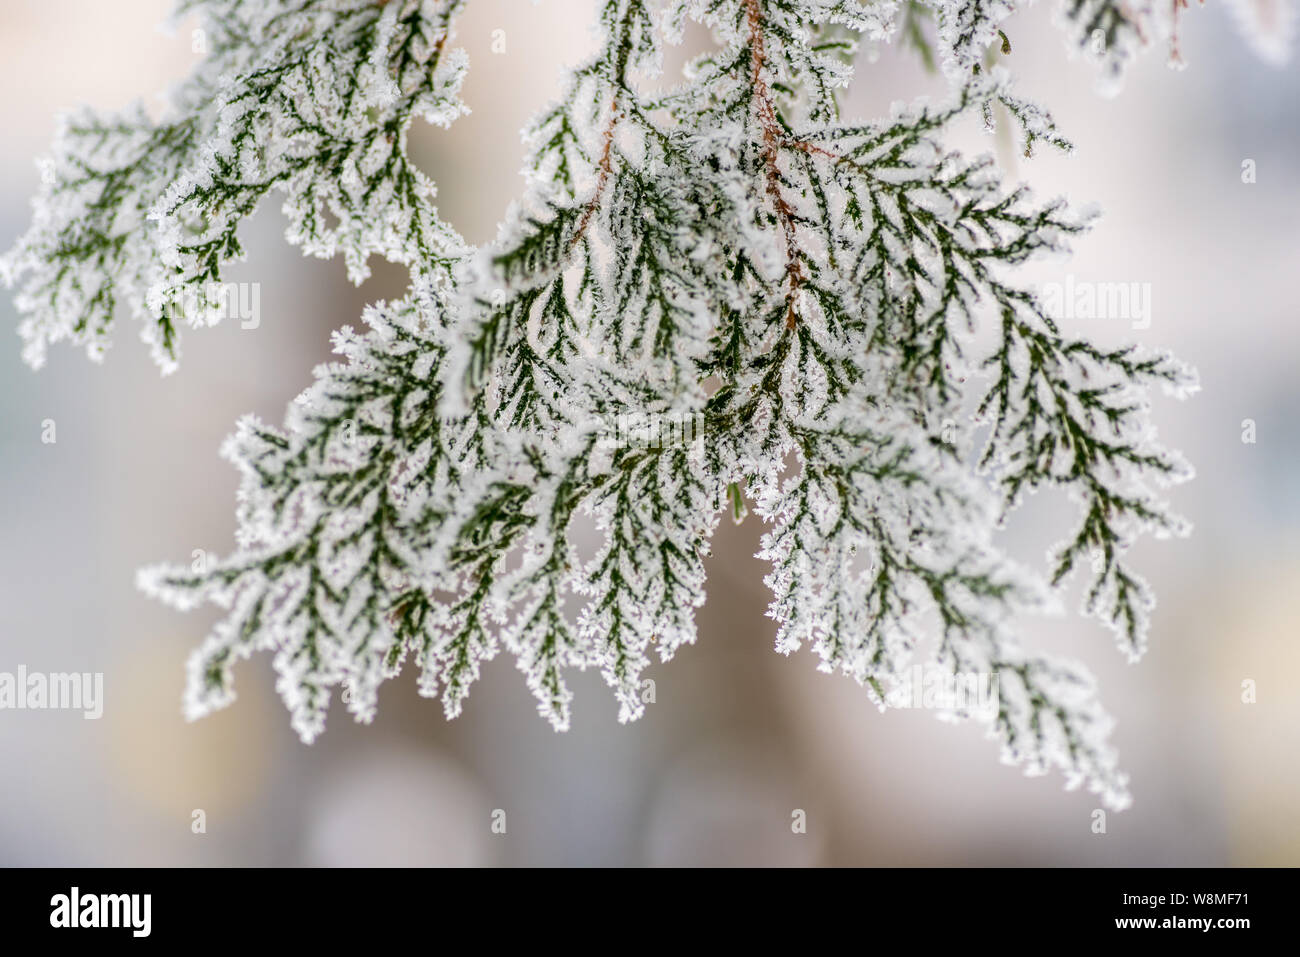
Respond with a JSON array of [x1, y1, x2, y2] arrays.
[[931, 0, 1015, 79], [3, 0, 470, 372], [11, 1, 1205, 810]]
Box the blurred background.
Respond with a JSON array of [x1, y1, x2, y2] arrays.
[[0, 0, 1297, 866]]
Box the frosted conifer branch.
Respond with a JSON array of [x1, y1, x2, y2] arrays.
[[10, 0, 1213, 810], [3, 0, 469, 371]]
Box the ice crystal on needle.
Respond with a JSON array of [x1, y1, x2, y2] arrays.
[[5, 0, 1207, 809]]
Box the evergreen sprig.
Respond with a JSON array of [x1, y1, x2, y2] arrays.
[[6, 0, 1206, 809]]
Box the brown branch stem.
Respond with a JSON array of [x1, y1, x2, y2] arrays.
[[744, 0, 804, 331], [568, 97, 622, 255]]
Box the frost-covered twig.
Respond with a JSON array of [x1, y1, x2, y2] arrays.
[[6, 0, 1210, 809]]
